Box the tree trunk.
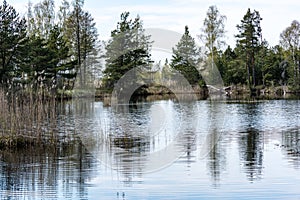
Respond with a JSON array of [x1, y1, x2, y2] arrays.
[[76, 7, 81, 86], [246, 54, 251, 91]]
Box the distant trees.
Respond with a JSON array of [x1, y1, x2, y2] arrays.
[[218, 46, 245, 85], [28, 0, 55, 39], [170, 26, 202, 85], [224, 9, 300, 91], [280, 20, 300, 87], [207, 7, 294, 91]]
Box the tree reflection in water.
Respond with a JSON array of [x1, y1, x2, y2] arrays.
[[0, 140, 96, 199], [238, 103, 264, 182], [281, 128, 300, 169], [205, 102, 227, 188], [238, 128, 264, 182], [1, 100, 300, 199]]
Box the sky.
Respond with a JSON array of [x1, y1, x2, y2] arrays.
[[7, 0, 300, 49]]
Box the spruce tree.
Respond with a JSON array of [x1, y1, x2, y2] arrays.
[[46, 25, 76, 89], [170, 25, 202, 85]]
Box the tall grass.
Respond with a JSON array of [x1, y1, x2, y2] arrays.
[[0, 81, 72, 148]]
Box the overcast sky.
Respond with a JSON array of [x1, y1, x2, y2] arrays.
[[7, 0, 300, 48]]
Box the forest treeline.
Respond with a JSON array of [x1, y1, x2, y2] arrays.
[[1, 0, 300, 95]]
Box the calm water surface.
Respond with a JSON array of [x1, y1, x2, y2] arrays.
[[1, 99, 300, 199]]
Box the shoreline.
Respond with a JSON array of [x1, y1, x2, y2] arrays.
[[94, 84, 300, 101]]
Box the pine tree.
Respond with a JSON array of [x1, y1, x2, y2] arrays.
[[103, 12, 152, 88], [236, 8, 262, 90], [22, 27, 71, 90], [24, 36, 53, 89], [170, 25, 202, 85], [46, 25, 76, 89], [0, 0, 27, 85]]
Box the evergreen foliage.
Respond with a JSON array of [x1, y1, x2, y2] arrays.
[[170, 26, 202, 85]]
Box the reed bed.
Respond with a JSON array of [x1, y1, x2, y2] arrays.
[[0, 84, 73, 149]]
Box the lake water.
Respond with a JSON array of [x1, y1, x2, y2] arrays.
[[1, 98, 300, 199]]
